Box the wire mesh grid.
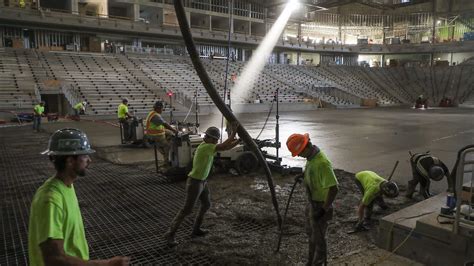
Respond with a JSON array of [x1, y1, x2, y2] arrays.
[[0, 128, 213, 265]]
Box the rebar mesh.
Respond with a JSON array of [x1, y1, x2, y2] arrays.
[[0, 128, 213, 265]]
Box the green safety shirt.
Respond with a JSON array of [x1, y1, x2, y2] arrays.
[[355, 170, 385, 206], [304, 151, 339, 202], [74, 102, 84, 111], [188, 142, 217, 181], [117, 103, 128, 119], [28, 177, 89, 266], [34, 104, 44, 116]]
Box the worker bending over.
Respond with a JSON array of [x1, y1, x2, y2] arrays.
[[28, 128, 129, 266], [287, 133, 339, 266], [144, 101, 178, 165], [74, 101, 87, 115], [354, 171, 399, 230], [73, 101, 87, 120], [117, 98, 132, 141], [408, 152, 450, 199], [164, 124, 240, 247]]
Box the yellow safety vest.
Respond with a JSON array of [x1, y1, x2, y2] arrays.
[[145, 111, 165, 136]]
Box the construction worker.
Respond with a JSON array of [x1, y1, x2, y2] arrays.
[[354, 171, 399, 231], [287, 133, 339, 265], [164, 124, 240, 247], [407, 152, 450, 199], [117, 98, 132, 141], [28, 128, 129, 266], [74, 101, 87, 116], [33, 101, 45, 132], [144, 101, 178, 165]]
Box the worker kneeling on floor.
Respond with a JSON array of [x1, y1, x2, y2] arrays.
[[144, 101, 178, 166], [28, 128, 129, 266], [287, 133, 339, 266], [164, 124, 240, 247], [354, 170, 399, 231]]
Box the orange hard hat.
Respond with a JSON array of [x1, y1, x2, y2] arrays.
[[286, 133, 310, 157]]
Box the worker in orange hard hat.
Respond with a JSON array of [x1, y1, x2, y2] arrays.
[[287, 133, 339, 266]]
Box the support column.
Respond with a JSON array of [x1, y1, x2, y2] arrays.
[[297, 52, 301, 65], [133, 1, 140, 21], [209, 15, 212, 31], [432, 0, 437, 43], [381, 54, 385, 67], [337, 7, 342, 43], [71, 0, 79, 15], [297, 22, 302, 43], [248, 21, 252, 35]]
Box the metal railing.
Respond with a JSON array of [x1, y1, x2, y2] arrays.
[[61, 84, 82, 113], [34, 84, 42, 103], [453, 147, 474, 235]]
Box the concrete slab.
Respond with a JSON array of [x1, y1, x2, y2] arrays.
[[38, 107, 473, 195], [377, 192, 474, 265]]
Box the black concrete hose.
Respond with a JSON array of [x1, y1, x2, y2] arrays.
[[173, 0, 282, 229]]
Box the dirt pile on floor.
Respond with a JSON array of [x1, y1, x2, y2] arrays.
[[171, 169, 418, 265]]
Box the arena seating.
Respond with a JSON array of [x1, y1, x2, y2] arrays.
[[36, 51, 169, 115], [1, 48, 474, 114], [0, 48, 38, 110]]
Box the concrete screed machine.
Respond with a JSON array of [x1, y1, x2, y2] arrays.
[[120, 120, 261, 176]]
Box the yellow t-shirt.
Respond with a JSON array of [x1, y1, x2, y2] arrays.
[[304, 151, 339, 202], [28, 178, 89, 266], [188, 142, 217, 180], [355, 171, 385, 206], [117, 103, 128, 119]]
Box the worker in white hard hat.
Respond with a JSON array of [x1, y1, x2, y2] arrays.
[[164, 123, 240, 247]]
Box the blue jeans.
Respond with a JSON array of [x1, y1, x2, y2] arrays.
[[33, 116, 41, 131]]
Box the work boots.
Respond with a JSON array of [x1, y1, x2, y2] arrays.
[[164, 232, 178, 247], [191, 228, 209, 238]]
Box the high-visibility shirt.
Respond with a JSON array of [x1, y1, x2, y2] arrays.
[[34, 104, 44, 116], [145, 111, 165, 136], [304, 151, 339, 202], [74, 102, 84, 111], [188, 142, 217, 180], [28, 177, 89, 266], [355, 171, 385, 206], [411, 153, 446, 180], [117, 103, 128, 119]]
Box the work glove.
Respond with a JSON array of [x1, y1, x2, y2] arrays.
[[314, 208, 326, 220], [294, 174, 304, 184]]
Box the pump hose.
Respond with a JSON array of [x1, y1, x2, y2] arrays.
[[275, 177, 300, 252], [174, 0, 282, 229]]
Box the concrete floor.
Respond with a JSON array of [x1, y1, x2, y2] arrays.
[[41, 107, 474, 194]]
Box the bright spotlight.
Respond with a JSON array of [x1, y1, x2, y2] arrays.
[[288, 0, 301, 10]]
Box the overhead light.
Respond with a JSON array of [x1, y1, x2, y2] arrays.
[[288, 0, 301, 10], [437, 20, 442, 25]]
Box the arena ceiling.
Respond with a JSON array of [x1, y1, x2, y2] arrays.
[[258, 0, 433, 10]]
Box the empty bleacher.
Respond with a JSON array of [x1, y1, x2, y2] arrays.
[[36, 51, 168, 115], [1, 48, 474, 115], [0, 48, 38, 110]]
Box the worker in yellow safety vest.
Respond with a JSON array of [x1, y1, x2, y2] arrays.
[[117, 99, 132, 141], [144, 101, 178, 165], [33, 101, 45, 132]]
